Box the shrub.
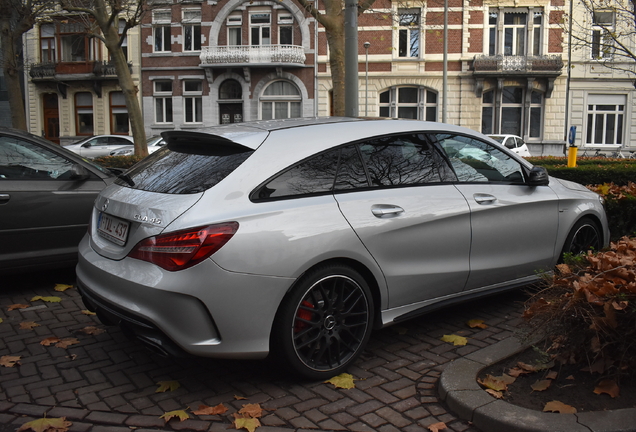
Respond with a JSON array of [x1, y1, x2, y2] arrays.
[[588, 183, 636, 240], [527, 157, 636, 186], [523, 237, 636, 379], [93, 155, 143, 170]]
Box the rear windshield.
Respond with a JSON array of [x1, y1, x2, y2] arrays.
[[115, 147, 253, 194]]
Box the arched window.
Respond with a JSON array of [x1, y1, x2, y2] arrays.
[[219, 79, 243, 124], [260, 81, 301, 120], [378, 86, 437, 121], [219, 80, 242, 100]]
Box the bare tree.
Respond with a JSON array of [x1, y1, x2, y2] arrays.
[[0, 0, 55, 130], [60, 0, 148, 156], [294, 0, 377, 116], [567, 0, 636, 77]]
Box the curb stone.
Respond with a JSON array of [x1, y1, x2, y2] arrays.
[[439, 337, 636, 432]]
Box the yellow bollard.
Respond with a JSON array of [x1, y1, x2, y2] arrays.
[[567, 146, 578, 168]]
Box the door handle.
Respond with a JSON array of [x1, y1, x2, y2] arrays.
[[473, 193, 497, 204], [371, 204, 404, 218], [0, 193, 10, 204]]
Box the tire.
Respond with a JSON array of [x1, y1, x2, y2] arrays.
[[273, 264, 374, 380], [561, 217, 602, 259]]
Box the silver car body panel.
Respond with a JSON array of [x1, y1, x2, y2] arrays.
[[76, 118, 610, 360]]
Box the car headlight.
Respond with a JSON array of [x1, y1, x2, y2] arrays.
[[110, 149, 133, 156]]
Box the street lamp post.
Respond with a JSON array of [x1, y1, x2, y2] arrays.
[[364, 42, 370, 116]]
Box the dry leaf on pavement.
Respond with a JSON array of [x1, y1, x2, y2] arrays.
[[19, 321, 40, 330], [543, 400, 577, 413], [0, 355, 21, 368], [54, 284, 73, 292], [160, 409, 190, 422], [192, 403, 228, 416], [466, 319, 488, 329], [55, 338, 80, 349], [17, 417, 72, 432], [239, 403, 265, 418], [325, 373, 356, 389], [8, 304, 29, 311], [531, 379, 552, 392], [428, 421, 447, 432], [156, 380, 180, 393], [234, 416, 261, 432], [440, 334, 468, 346], [80, 326, 105, 335], [40, 337, 61, 346]]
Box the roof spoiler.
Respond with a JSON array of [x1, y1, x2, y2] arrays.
[[161, 131, 253, 156]]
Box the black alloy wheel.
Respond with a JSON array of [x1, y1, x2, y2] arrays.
[[275, 264, 373, 380], [562, 217, 602, 257]]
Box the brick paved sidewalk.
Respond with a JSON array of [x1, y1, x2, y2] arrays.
[[0, 270, 529, 432]]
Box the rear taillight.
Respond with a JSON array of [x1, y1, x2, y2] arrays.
[[128, 222, 239, 271]]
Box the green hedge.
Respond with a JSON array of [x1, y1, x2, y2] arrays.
[[527, 156, 636, 186]]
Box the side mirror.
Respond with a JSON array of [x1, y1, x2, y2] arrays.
[[69, 164, 90, 180], [527, 166, 549, 186]]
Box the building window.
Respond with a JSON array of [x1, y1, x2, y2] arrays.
[[379, 87, 437, 121], [591, 11, 614, 59], [488, 9, 543, 56], [60, 22, 98, 62], [153, 10, 172, 52], [397, 10, 420, 58], [250, 12, 271, 45], [278, 14, 293, 45], [119, 21, 128, 60], [40, 24, 56, 62], [481, 86, 544, 138], [183, 9, 202, 52], [154, 80, 173, 123], [227, 13, 242, 45], [75, 92, 94, 135], [260, 81, 301, 119], [110, 92, 129, 134], [586, 95, 624, 146], [183, 80, 203, 123]]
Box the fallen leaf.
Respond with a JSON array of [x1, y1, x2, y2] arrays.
[[40, 337, 61, 346], [485, 389, 503, 399], [54, 284, 73, 292], [543, 400, 577, 413], [0, 318, 3, 323], [517, 362, 538, 372], [440, 334, 468, 346], [55, 338, 80, 349], [233, 416, 261, 432], [546, 371, 558, 380], [81, 310, 96, 316], [19, 321, 40, 330], [17, 417, 72, 432], [428, 421, 447, 432], [507, 367, 531, 378], [239, 403, 264, 418], [8, 304, 29, 311], [156, 380, 180, 393], [478, 375, 508, 392], [66, 354, 78, 361], [593, 380, 619, 398], [566, 375, 575, 380], [325, 373, 356, 389], [192, 403, 228, 416], [80, 326, 105, 335], [466, 319, 488, 329], [234, 395, 247, 400], [160, 409, 189, 422], [531, 379, 552, 392], [0, 355, 21, 367], [31, 296, 62, 303]]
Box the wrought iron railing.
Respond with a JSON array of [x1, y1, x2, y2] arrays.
[[200, 45, 306, 65], [29, 61, 132, 79], [473, 55, 564, 73]]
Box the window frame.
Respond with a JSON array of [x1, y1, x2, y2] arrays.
[[396, 9, 420, 58], [75, 92, 94, 136], [182, 8, 202, 52], [110, 91, 129, 135], [183, 80, 203, 124], [378, 86, 438, 121], [259, 80, 302, 120], [154, 80, 174, 124], [591, 10, 615, 59]]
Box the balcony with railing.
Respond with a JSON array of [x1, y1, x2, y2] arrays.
[[29, 61, 132, 81], [200, 45, 306, 67], [472, 55, 564, 77]]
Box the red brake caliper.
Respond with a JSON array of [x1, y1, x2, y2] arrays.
[[294, 300, 314, 333]]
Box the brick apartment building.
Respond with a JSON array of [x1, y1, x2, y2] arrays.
[[19, 0, 636, 155]]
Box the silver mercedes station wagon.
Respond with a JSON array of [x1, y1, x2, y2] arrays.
[[76, 118, 609, 379]]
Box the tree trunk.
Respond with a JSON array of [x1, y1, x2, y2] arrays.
[[0, 10, 27, 130], [325, 22, 345, 116]]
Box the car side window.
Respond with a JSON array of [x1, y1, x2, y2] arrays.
[[357, 134, 446, 187], [0, 136, 74, 180], [256, 148, 341, 199], [434, 133, 525, 183], [111, 137, 131, 145]]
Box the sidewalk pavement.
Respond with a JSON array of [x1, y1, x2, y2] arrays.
[[3, 269, 625, 432]]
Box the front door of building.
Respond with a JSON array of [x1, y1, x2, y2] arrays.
[[43, 93, 60, 144], [219, 103, 243, 124]]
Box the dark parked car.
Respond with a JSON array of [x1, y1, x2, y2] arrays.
[[0, 127, 116, 273]]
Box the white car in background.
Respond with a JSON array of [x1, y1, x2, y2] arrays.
[[488, 134, 532, 157], [65, 135, 134, 159], [109, 136, 166, 156]]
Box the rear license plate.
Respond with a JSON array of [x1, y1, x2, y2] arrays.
[[97, 213, 130, 246]]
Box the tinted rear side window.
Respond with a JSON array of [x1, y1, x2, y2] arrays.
[[116, 148, 253, 194]]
